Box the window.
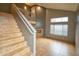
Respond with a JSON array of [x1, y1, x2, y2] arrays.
[[50, 17, 68, 36], [50, 17, 68, 22]]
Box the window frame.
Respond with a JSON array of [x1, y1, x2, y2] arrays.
[[50, 16, 68, 36]]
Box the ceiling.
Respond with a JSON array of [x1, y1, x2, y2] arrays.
[[26, 3, 79, 11]]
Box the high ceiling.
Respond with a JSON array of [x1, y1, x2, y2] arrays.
[[26, 3, 79, 12]]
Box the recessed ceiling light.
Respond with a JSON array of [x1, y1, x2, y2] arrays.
[[24, 6, 27, 10]]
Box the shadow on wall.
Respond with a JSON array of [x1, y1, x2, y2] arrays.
[[0, 3, 11, 13]]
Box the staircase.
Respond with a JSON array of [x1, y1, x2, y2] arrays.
[[0, 12, 32, 56]]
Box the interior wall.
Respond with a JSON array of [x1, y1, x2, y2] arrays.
[[15, 3, 31, 16], [45, 9, 76, 44], [35, 6, 46, 36], [76, 5, 79, 55], [0, 3, 11, 13]]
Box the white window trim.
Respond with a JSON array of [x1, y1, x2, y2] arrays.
[[50, 17, 68, 36]]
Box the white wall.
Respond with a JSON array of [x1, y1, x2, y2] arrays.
[[45, 9, 76, 44], [76, 12, 79, 55]]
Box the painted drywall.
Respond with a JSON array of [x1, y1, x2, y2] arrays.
[[30, 5, 46, 36], [45, 9, 76, 44], [35, 6, 46, 35], [0, 3, 11, 13], [36, 6, 46, 28], [37, 3, 78, 12], [76, 5, 79, 55], [15, 3, 31, 16]]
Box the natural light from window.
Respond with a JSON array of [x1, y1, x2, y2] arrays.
[[50, 17, 68, 36], [50, 17, 68, 22]]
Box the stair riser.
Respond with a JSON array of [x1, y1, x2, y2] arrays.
[[0, 33, 22, 39], [0, 41, 27, 55], [13, 47, 31, 56], [0, 37, 26, 47], [0, 30, 21, 34]]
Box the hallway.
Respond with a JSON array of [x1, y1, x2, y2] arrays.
[[0, 12, 31, 56], [36, 37, 76, 56]]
